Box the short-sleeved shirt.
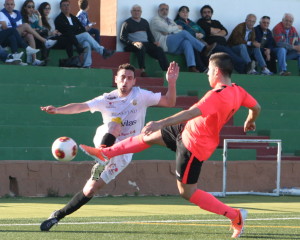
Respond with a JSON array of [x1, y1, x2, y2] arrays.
[[0, 11, 22, 28], [182, 83, 257, 161], [86, 86, 161, 142]]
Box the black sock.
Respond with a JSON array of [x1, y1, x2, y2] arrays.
[[100, 133, 116, 147], [56, 191, 92, 220]]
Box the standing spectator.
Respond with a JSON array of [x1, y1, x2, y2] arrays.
[[55, 0, 114, 68], [120, 4, 169, 76], [197, 5, 246, 74], [227, 14, 273, 75], [174, 5, 208, 72], [150, 3, 216, 73], [0, 0, 56, 65], [77, 0, 100, 43], [254, 16, 277, 74], [38, 2, 85, 59], [273, 13, 300, 76]]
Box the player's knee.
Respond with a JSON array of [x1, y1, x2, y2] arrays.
[[108, 121, 122, 137]]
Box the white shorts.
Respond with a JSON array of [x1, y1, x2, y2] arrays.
[[93, 124, 133, 184]]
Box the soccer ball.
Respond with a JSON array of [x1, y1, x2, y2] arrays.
[[51, 137, 77, 161]]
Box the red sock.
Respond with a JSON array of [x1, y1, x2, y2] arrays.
[[102, 135, 151, 159], [189, 189, 238, 220]]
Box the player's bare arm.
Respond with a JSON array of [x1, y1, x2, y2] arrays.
[[143, 106, 201, 135], [40, 103, 90, 114], [156, 61, 179, 107], [244, 103, 261, 132]]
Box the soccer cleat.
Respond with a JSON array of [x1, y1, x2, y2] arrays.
[[80, 144, 108, 163], [91, 162, 106, 180], [230, 208, 248, 238], [26, 46, 39, 55], [40, 210, 59, 231], [45, 39, 57, 49]]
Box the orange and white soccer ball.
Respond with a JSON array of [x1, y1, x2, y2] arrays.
[[51, 137, 77, 161]]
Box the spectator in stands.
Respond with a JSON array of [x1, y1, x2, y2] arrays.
[[150, 3, 216, 73], [38, 2, 85, 60], [227, 14, 273, 75], [55, 0, 114, 68], [197, 5, 246, 74], [77, 0, 100, 43], [0, 0, 56, 65], [120, 4, 169, 77], [0, 45, 25, 64], [0, 27, 39, 62], [254, 16, 277, 74], [174, 5, 208, 72], [21, 0, 48, 63], [273, 13, 300, 76]]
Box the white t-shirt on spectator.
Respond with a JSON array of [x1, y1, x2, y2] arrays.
[[0, 11, 22, 29]]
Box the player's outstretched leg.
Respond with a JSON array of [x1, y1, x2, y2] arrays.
[[230, 208, 248, 238], [80, 144, 108, 162]]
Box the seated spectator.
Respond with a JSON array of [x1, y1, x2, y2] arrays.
[[0, 27, 39, 61], [254, 16, 277, 74], [76, 0, 100, 43], [55, 0, 114, 68], [174, 5, 208, 72], [227, 14, 273, 75], [273, 13, 300, 76], [197, 5, 246, 74], [38, 2, 85, 60], [21, 0, 48, 63], [150, 3, 216, 73], [0, 45, 25, 64], [0, 0, 56, 65], [120, 4, 169, 76]]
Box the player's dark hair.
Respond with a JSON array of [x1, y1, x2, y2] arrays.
[[117, 63, 135, 77], [200, 5, 214, 15], [209, 52, 233, 77], [78, 0, 88, 10]]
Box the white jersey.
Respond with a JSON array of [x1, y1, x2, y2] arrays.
[[87, 86, 161, 145], [86, 87, 161, 184]]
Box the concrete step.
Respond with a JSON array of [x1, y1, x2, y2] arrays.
[[91, 52, 131, 68]]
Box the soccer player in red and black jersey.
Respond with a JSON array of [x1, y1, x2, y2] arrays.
[[80, 52, 261, 238]]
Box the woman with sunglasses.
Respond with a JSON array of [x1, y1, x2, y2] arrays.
[[21, 0, 46, 65]]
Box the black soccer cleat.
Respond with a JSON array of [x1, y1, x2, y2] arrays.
[[40, 210, 59, 231]]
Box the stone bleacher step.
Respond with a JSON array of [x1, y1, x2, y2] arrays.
[[256, 155, 300, 161], [91, 52, 131, 68]]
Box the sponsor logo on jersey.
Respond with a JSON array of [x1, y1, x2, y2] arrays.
[[112, 109, 138, 116], [106, 102, 116, 108], [106, 95, 117, 100], [121, 120, 137, 127]]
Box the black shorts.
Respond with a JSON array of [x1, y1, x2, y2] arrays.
[[161, 124, 203, 184]]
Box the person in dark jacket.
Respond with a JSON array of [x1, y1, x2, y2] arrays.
[[55, 0, 114, 68], [254, 16, 277, 73]]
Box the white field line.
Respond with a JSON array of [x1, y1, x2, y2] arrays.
[[0, 217, 300, 227]]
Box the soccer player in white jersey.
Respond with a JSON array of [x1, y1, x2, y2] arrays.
[[39, 62, 179, 231]]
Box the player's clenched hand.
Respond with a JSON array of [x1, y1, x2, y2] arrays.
[[166, 61, 179, 84], [142, 121, 163, 136], [40, 105, 57, 114], [244, 121, 256, 132]]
